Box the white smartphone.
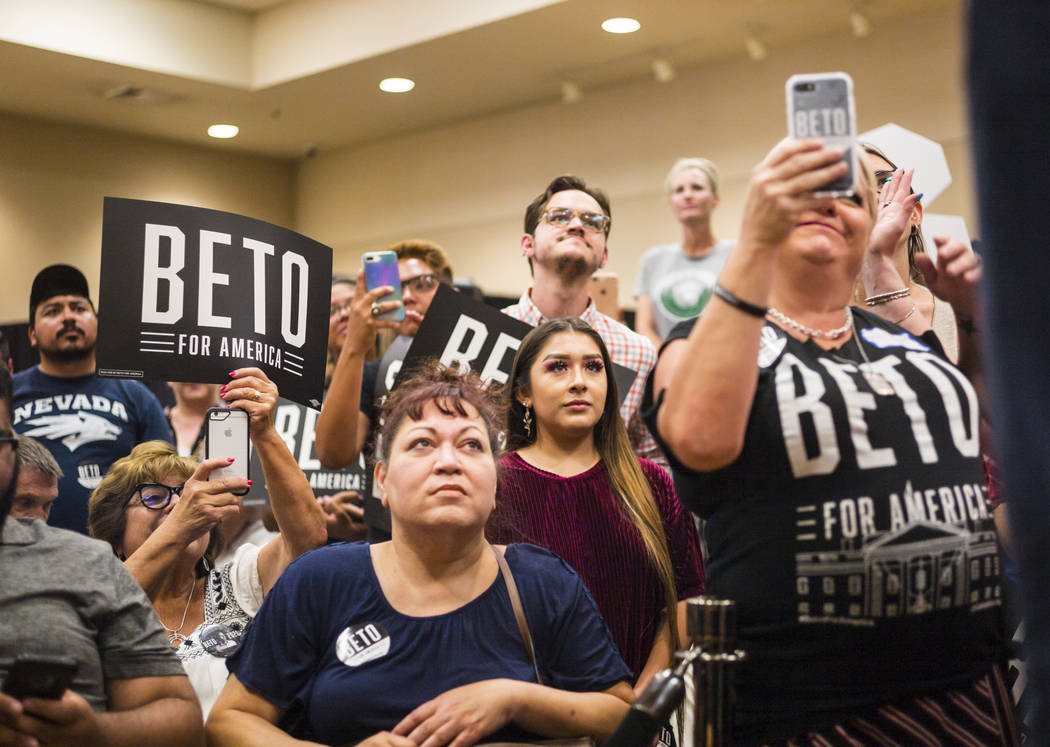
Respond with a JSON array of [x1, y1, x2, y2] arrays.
[[786, 72, 858, 197], [205, 407, 250, 495]]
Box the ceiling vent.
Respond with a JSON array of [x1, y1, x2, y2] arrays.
[[102, 85, 179, 104]]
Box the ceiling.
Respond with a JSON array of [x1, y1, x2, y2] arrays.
[[0, 0, 957, 160]]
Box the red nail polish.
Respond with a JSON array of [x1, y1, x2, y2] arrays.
[[246, 480, 253, 486], [227, 457, 235, 462], [219, 386, 227, 393], [229, 370, 237, 377]]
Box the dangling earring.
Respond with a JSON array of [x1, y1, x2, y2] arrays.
[[910, 224, 920, 236], [522, 401, 533, 437]]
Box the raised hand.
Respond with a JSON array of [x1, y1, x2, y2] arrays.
[[221, 367, 278, 437], [165, 456, 246, 543], [915, 237, 982, 321], [868, 167, 922, 258], [738, 138, 847, 252]]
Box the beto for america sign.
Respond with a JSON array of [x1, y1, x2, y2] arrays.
[[96, 198, 331, 408]]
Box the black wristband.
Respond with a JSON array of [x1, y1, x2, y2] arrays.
[[712, 283, 768, 319]]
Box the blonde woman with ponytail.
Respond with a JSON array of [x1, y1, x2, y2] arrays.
[[491, 318, 703, 700]]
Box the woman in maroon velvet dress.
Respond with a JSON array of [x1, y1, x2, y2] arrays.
[[490, 317, 703, 694]]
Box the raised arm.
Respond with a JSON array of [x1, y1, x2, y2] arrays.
[[915, 239, 986, 412], [221, 368, 327, 594], [123, 457, 246, 599], [858, 167, 934, 339], [658, 139, 847, 471], [316, 269, 401, 469]]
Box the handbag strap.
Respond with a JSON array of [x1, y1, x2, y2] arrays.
[[492, 545, 543, 686]]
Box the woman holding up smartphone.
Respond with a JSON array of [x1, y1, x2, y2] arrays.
[[647, 138, 1012, 742], [87, 367, 327, 718]]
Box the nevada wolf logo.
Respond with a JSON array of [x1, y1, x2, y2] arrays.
[[22, 412, 121, 451]]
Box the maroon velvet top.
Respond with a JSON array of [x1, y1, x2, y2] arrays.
[[489, 452, 704, 678]]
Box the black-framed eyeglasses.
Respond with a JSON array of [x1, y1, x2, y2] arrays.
[[128, 483, 183, 511], [541, 207, 610, 234], [0, 433, 19, 454], [329, 300, 353, 318], [401, 274, 440, 293]]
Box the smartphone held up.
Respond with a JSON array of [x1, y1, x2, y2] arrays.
[[786, 72, 858, 197], [206, 407, 250, 495], [363, 250, 406, 322]]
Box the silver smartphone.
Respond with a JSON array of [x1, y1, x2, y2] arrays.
[[205, 407, 250, 495], [786, 72, 858, 197]]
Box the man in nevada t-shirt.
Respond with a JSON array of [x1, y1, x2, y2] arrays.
[[13, 265, 170, 533]]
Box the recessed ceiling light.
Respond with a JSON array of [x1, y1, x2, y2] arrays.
[[207, 124, 239, 139], [601, 17, 640, 34], [379, 77, 415, 93]]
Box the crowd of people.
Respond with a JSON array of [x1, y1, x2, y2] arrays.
[[0, 132, 1020, 746]]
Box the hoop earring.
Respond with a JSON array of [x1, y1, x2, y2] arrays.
[[522, 401, 533, 437]]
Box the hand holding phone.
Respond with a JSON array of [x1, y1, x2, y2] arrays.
[[205, 408, 250, 496], [786, 72, 857, 197], [363, 251, 405, 322], [2, 655, 77, 700]]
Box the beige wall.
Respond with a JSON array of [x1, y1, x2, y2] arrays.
[[297, 4, 972, 308], [0, 111, 294, 323], [0, 4, 971, 325]]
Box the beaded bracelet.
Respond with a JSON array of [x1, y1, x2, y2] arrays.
[[712, 283, 768, 319], [865, 287, 911, 306]]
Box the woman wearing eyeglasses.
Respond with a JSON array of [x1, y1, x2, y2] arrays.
[[316, 240, 454, 542], [87, 367, 327, 718], [855, 144, 960, 361]]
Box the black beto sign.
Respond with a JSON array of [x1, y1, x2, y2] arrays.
[[97, 198, 331, 408], [399, 284, 633, 403], [244, 397, 367, 507]]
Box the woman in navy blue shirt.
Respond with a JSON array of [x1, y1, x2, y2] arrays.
[[207, 362, 632, 746]]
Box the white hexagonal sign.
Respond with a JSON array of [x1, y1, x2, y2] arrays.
[[858, 123, 952, 207], [921, 214, 973, 263]]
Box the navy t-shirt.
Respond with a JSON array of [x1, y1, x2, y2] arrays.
[[227, 542, 631, 744], [12, 367, 171, 533]]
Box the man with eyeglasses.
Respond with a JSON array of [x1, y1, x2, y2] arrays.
[[0, 367, 204, 745], [11, 264, 171, 534], [504, 175, 667, 469], [317, 239, 456, 541]]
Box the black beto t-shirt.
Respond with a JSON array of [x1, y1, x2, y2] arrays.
[[646, 308, 1003, 742]]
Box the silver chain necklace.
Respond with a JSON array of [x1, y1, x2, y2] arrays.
[[163, 576, 197, 646], [766, 306, 854, 340], [850, 321, 896, 396]]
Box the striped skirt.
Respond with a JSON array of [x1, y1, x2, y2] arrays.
[[772, 666, 1020, 747]]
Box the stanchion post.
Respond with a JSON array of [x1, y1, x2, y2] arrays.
[[688, 596, 745, 747]]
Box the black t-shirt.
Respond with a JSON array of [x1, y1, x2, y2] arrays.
[[646, 308, 1004, 742]]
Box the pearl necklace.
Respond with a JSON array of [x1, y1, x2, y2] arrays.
[[767, 306, 853, 340], [162, 576, 198, 646]]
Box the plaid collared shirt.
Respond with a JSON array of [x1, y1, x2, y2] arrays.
[[503, 290, 668, 470]]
